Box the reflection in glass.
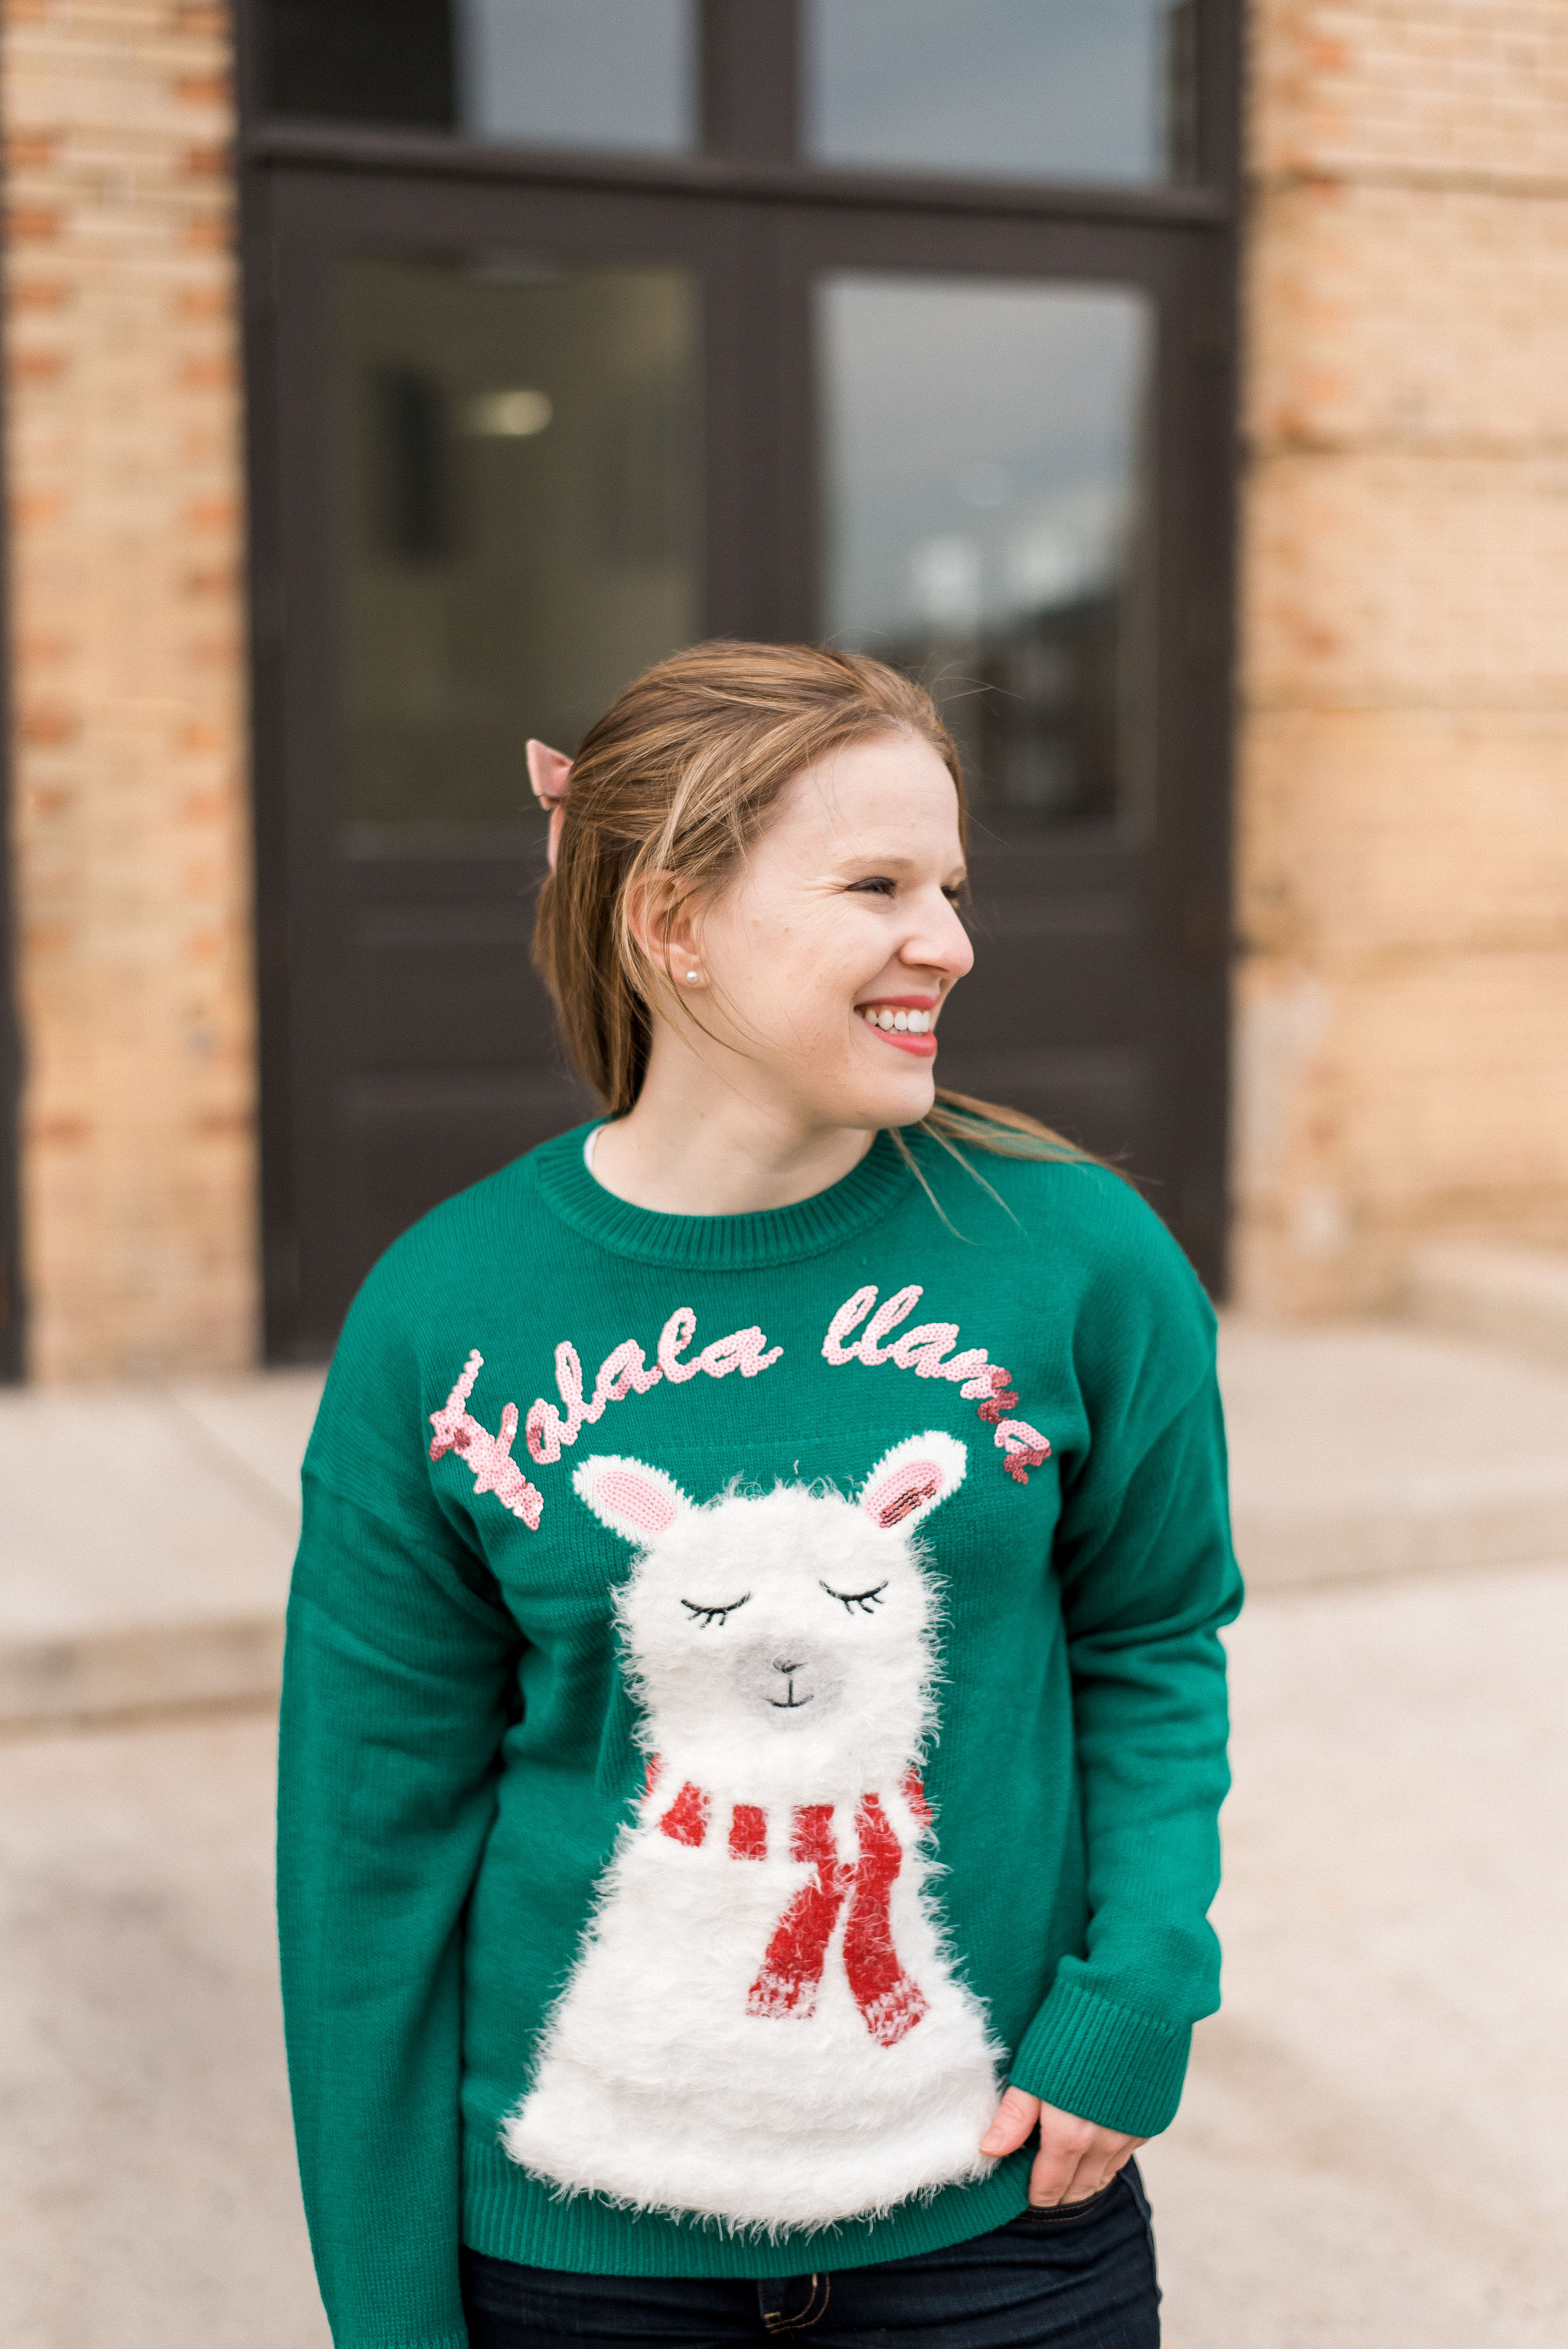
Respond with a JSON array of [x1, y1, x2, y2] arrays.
[[805, 0, 1197, 185], [266, 0, 697, 154], [332, 254, 701, 831], [818, 275, 1155, 828]]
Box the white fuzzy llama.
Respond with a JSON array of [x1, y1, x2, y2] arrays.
[[503, 1432, 1006, 2233]]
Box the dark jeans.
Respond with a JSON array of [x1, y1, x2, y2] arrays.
[[461, 2163, 1159, 2347]]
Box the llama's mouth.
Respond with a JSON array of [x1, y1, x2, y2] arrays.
[[736, 1644, 841, 1720], [768, 1680, 815, 1710]]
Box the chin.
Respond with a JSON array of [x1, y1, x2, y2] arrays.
[[834, 1070, 939, 1132]]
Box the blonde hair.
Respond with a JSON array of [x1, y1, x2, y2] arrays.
[[531, 639, 1086, 1167]]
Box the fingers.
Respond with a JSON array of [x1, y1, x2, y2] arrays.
[[978, 2084, 1040, 2158], [1027, 2112, 1097, 2206], [1026, 2102, 1145, 2207]]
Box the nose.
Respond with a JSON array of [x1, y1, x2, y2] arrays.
[[773, 1658, 802, 1675], [902, 890, 974, 986]]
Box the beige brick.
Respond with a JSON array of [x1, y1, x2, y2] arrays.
[[1251, 0, 1568, 188], [1233, 950, 1568, 1313], [1243, 449, 1568, 707], [5, 0, 254, 1380], [1239, 707, 1568, 960], [1246, 180, 1568, 452], [1237, 0, 1568, 1315]]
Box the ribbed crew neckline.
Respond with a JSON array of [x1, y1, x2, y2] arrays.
[[531, 1123, 914, 1269]]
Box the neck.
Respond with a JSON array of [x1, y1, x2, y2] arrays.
[[589, 1028, 875, 1217]]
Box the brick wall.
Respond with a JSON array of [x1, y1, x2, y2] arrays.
[[3, 0, 254, 1377], [1236, 0, 1568, 1312]]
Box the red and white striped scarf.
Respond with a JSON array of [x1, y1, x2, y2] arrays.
[[645, 1759, 933, 2048]]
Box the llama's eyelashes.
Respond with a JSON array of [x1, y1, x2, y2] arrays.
[[680, 1594, 751, 1627], [820, 1579, 889, 1616]]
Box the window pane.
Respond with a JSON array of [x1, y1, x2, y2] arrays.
[[818, 274, 1155, 829], [266, 0, 697, 153], [804, 0, 1198, 185], [458, 0, 695, 149], [331, 254, 702, 832]]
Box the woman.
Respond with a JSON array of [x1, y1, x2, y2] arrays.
[[278, 641, 1241, 2349]]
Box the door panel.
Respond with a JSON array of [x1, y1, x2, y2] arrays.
[[772, 205, 1230, 1254], [253, 169, 756, 1352], [333, 250, 704, 826]]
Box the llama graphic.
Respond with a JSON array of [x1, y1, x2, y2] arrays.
[[503, 1433, 1007, 2233]]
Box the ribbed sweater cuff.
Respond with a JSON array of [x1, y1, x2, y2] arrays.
[[1008, 1980, 1191, 2138], [339, 2332, 467, 2349]]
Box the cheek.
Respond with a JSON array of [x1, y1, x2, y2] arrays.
[[743, 937, 859, 1045], [710, 903, 873, 1043]]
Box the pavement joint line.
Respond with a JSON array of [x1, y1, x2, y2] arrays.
[[162, 1384, 305, 1534], [1236, 1546, 1568, 1602]]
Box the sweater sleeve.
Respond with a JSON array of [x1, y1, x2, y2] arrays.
[[1007, 1251, 1243, 2139], [277, 1286, 523, 2349]]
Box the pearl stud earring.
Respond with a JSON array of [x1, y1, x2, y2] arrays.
[[684, 969, 701, 982]]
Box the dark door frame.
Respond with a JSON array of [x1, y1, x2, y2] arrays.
[[236, 1, 1243, 1353]]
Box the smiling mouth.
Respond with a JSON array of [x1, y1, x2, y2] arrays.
[[857, 998, 939, 1059], [768, 1684, 814, 1709]]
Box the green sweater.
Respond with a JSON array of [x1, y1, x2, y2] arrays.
[[278, 1123, 1241, 2347]]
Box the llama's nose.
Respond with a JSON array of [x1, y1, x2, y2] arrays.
[[773, 1658, 802, 1676]]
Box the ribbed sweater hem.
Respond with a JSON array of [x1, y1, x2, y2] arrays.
[[460, 2138, 1034, 2278], [1008, 1980, 1192, 2138]]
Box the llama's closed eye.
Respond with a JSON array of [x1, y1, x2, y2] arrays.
[[680, 1595, 751, 1628], [821, 1580, 889, 1616]]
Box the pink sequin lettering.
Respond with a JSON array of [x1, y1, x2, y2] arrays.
[[822, 1286, 877, 1364], [594, 1340, 662, 1408], [523, 1306, 782, 1459], [429, 1350, 544, 1530], [658, 1307, 701, 1383], [995, 1418, 1052, 1487], [524, 1341, 596, 1464], [819, 1282, 1051, 1488], [697, 1326, 784, 1380], [822, 1282, 991, 1390], [855, 1285, 922, 1361]]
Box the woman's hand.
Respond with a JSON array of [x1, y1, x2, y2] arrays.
[[979, 2085, 1145, 2207]]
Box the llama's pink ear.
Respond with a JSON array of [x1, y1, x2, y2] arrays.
[[574, 1455, 692, 1545], [859, 1431, 968, 1531]]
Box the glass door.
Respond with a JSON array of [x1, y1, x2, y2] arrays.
[[251, 168, 763, 1351], [771, 206, 1232, 1261]]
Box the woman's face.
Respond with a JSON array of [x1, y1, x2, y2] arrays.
[[678, 727, 975, 1135]]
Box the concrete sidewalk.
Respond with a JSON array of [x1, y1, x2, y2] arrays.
[[3, 1318, 1568, 1726], [0, 1371, 322, 1724]]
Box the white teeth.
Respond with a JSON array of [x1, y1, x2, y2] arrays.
[[861, 1006, 933, 1034]]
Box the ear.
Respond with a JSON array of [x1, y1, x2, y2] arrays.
[[622, 873, 703, 985], [859, 1431, 968, 1531], [573, 1454, 693, 1545]]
